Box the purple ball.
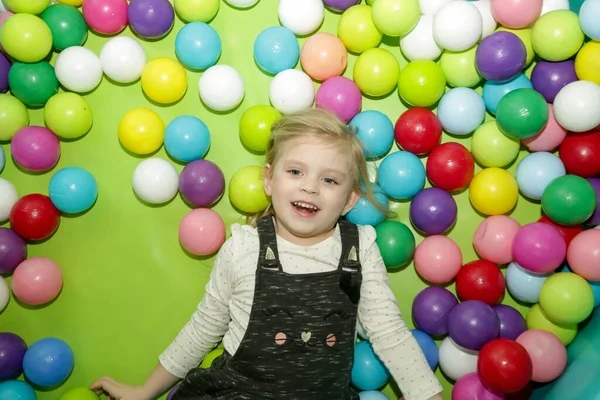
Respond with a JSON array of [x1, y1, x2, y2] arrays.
[[179, 160, 225, 207], [530, 60, 578, 103], [323, 0, 360, 11], [0, 53, 10, 93], [128, 0, 175, 39], [448, 300, 500, 351], [412, 286, 459, 336], [0, 228, 27, 275], [492, 304, 526, 341], [476, 31, 526, 82], [0, 332, 28, 381], [166, 384, 179, 400], [586, 177, 600, 225], [409, 187, 457, 235]]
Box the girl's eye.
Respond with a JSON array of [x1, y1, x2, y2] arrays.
[[288, 169, 301, 175], [323, 178, 338, 185]]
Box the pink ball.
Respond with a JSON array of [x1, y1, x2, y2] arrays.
[[11, 126, 60, 172], [567, 229, 600, 281], [0, 10, 14, 52], [179, 208, 226, 256], [414, 235, 463, 284], [452, 372, 503, 400], [491, 0, 543, 29], [516, 330, 566, 383], [11, 257, 63, 305], [82, 0, 128, 35], [522, 105, 566, 152], [512, 222, 566, 274], [473, 215, 521, 265], [315, 76, 362, 122]]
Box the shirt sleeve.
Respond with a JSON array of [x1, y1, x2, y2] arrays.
[[158, 236, 235, 378], [357, 225, 443, 400]]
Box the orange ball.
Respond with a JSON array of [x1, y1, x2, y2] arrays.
[[300, 32, 347, 81]]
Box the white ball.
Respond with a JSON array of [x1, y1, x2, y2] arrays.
[[419, 0, 452, 15], [0, 178, 18, 222], [269, 69, 315, 114], [400, 15, 442, 61], [198, 65, 245, 112], [0, 277, 9, 312], [438, 336, 479, 381], [99, 37, 147, 84], [132, 158, 180, 205], [225, 0, 259, 8], [55, 46, 103, 93], [433, 0, 483, 51], [553, 80, 600, 133], [594, 225, 600, 230], [471, 0, 497, 39], [278, 0, 324, 36], [540, 0, 569, 16]]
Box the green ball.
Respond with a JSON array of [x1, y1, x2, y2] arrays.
[[541, 175, 597, 225], [375, 220, 415, 269], [58, 387, 99, 400], [539, 272, 594, 325], [531, 10, 583, 62], [44, 92, 93, 139], [8, 61, 59, 107], [41, 4, 88, 51], [0, 94, 30, 141], [495, 88, 549, 140]]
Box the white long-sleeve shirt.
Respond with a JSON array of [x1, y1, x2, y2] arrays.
[[159, 221, 443, 400]]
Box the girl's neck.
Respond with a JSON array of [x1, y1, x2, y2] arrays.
[[272, 217, 337, 247]]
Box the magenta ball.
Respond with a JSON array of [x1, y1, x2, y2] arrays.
[[452, 372, 503, 400], [315, 76, 362, 122], [475, 31, 527, 82], [447, 300, 500, 351], [492, 304, 527, 341], [530, 60, 578, 103], [179, 160, 225, 207], [128, 0, 175, 39], [10, 126, 60, 172], [512, 222, 567, 274], [0, 228, 27, 275], [409, 187, 457, 235], [323, 0, 360, 11], [412, 286, 459, 336]]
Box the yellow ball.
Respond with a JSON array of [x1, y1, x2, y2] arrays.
[[200, 345, 224, 368], [439, 46, 482, 88], [228, 165, 269, 214], [469, 167, 519, 216], [3, 0, 49, 14], [398, 60, 446, 107], [526, 304, 577, 346], [575, 41, 600, 86], [531, 10, 583, 62], [174, 0, 220, 23], [471, 121, 520, 168], [496, 27, 534, 67], [239, 105, 281, 153], [371, 0, 420, 37], [337, 5, 383, 54], [0, 13, 52, 63], [141, 58, 188, 105], [57, 0, 84, 6], [118, 108, 165, 155], [353, 48, 400, 97]]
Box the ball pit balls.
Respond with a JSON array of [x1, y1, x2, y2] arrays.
[[132, 158, 180, 205], [438, 336, 479, 381], [409, 187, 457, 235], [531, 10, 583, 62], [199, 64, 245, 112], [493, 304, 527, 341], [374, 220, 416, 269], [477, 338, 533, 394], [353, 48, 400, 97], [537, 214, 582, 247], [351, 341, 390, 391], [346, 184, 389, 227], [0, 227, 27, 275], [141, 58, 188, 105], [453, 373, 503, 400], [337, 4, 382, 54], [0, 380, 36, 400], [456, 260, 505, 306], [432, 0, 482, 51], [315, 76, 362, 122], [269, 69, 315, 114], [128, 0, 175, 40], [118, 108, 165, 155], [99, 37, 147, 84], [228, 165, 269, 214], [41, 3, 89, 51], [165, 115, 211, 162], [539, 272, 594, 325], [350, 110, 394, 159], [522, 105, 566, 152], [394, 108, 442, 156], [526, 303, 576, 346], [567, 229, 600, 281], [516, 329, 567, 383], [300, 33, 347, 82], [11, 126, 60, 172], [254, 26, 299, 75], [179, 160, 225, 207], [473, 215, 521, 265], [323, 0, 360, 12], [23, 337, 74, 387], [559, 131, 600, 178], [473, 1, 498, 38], [179, 208, 226, 256], [175, 22, 221, 71], [12, 257, 63, 306], [359, 391, 389, 400], [377, 151, 426, 200], [471, 121, 520, 168], [412, 286, 458, 336], [426, 142, 474, 192], [579, 0, 600, 41], [224, 0, 259, 8], [57, 0, 84, 5], [482, 73, 532, 115], [439, 46, 482, 88], [58, 387, 100, 400], [174, 0, 220, 23], [495, 88, 549, 140], [0, 178, 19, 222], [436, 87, 486, 136], [410, 329, 439, 370], [541, 175, 597, 225], [166, 385, 179, 400], [398, 60, 446, 108], [506, 262, 551, 304], [54, 46, 103, 93], [469, 168, 519, 216], [491, 0, 542, 29], [0, 13, 52, 63], [277, 0, 324, 36], [448, 300, 500, 351], [0, 332, 27, 381], [399, 15, 441, 62], [475, 31, 526, 82], [49, 167, 98, 214], [496, 26, 535, 67], [516, 152, 566, 200], [530, 60, 577, 103], [553, 80, 600, 133], [4, 0, 49, 13], [239, 105, 281, 153], [0, 145, 4, 173], [82, 0, 128, 35], [9, 194, 61, 242], [512, 222, 566, 274], [8, 61, 59, 108], [414, 235, 462, 284], [371, 0, 420, 38], [44, 93, 93, 140], [0, 53, 10, 93]]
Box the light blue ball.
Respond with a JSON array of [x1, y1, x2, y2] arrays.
[[346, 183, 389, 227], [377, 151, 425, 200], [411, 329, 439, 370], [164, 116, 211, 163], [506, 261, 553, 304], [49, 167, 98, 214], [253, 26, 299, 75], [23, 338, 74, 388], [437, 88, 486, 136], [175, 22, 222, 70], [516, 152, 566, 200], [350, 110, 394, 159], [0, 145, 5, 173], [579, 0, 600, 40], [0, 380, 37, 400], [482, 73, 532, 115], [359, 391, 389, 400], [351, 341, 390, 391]]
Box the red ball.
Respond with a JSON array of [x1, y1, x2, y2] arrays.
[[426, 142, 475, 192], [456, 260, 506, 305], [558, 131, 600, 177], [478, 338, 533, 394], [394, 108, 442, 155], [537, 215, 582, 247], [9, 194, 61, 241]]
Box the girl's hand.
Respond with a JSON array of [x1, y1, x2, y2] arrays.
[[89, 376, 149, 400]]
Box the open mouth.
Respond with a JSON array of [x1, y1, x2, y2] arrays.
[[291, 201, 320, 215]]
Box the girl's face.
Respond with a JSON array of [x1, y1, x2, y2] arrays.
[[263, 137, 360, 246]]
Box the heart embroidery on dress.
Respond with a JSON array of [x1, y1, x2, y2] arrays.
[[301, 331, 311, 343]]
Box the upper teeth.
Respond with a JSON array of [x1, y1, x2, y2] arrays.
[[294, 202, 318, 210]]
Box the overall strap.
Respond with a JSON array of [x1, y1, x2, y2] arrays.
[[338, 220, 362, 304], [256, 216, 281, 272]]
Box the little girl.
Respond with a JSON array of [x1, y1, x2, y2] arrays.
[[91, 108, 444, 400]]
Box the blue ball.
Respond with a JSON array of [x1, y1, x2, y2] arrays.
[[23, 338, 74, 387], [346, 183, 389, 227], [482, 73, 532, 115], [359, 391, 389, 400], [377, 151, 425, 200], [411, 329, 439, 370], [506, 261, 553, 304], [175, 22, 222, 70], [253, 26, 299, 75], [350, 110, 394, 159], [516, 152, 566, 200], [0, 145, 5, 173], [579, 0, 600, 40], [164, 116, 211, 163], [437, 88, 486, 136], [351, 341, 390, 391], [49, 167, 98, 214], [0, 380, 36, 400]]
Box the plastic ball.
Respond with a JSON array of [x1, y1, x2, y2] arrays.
[[394, 108, 442, 156], [166, 385, 179, 400], [377, 151, 426, 200], [567, 229, 600, 281], [224, 0, 259, 8], [228, 165, 269, 214], [539, 272, 594, 325], [399, 14, 441, 61], [41, 3, 88, 51], [579, 0, 600, 41], [438, 336, 478, 381], [526, 303, 576, 345], [448, 300, 500, 351], [99, 37, 147, 84], [300, 33, 347, 82], [128, 0, 175, 40], [337, 5, 383, 54], [0, 178, 18, 222], [350, 110, 394, 159], [141, 58, 187, 105], [414, 235, 462, 284], [371, 0, 420, 37], [419, 0, 452, 15], [471, 121, 520, 168], [482, 73, 532, 115], [456, 260, 505, 306], [56, 0, 84, 5], [475, 31, 526, 82], [49, 167, 98, 214], [439, 46, 482, 88], [12, 257, 63, 305], [0, 146, 3, 173], [589, 177, 600, 224], [516, 152, 566, 200], [493, 304, 526, 341], [9, 194, 60, 241], [469, 168, 519, 216], [173, 0, 219, 22], [375, 220, 416, 269], [323, 0, 360, 12], [531, 10, 583, 61], [558, 131, 600, 178], [409, 187, 457, 235], [516, 330, 566, 383], [239, 105, 281, 153], [553, 80, 600, 133], [491, 0, 542, 29], [132, 158, 179, 205], [530, 60, 577, 103], [496, 26, 535, 67], [472, 0, 498, 39], [199, 64, 245, 112], [575, 41, 600, 87], [477, 339, 533, 394], [23, 338, 74, 387], [0, 13, 52, 63], [411, 329, 439, 370], [359, 391, 388, 400], [44, 92, 93, 140], [473, 215, 521, 265], [346, 183, 389, 227], [432, 0, 483, 51], [436, 87, 486, 136], [4, 0, 49, 13], [82, 0, 128, 35], [353, 48, 399, 97], [118, 108, 165, 155], [351, 341, 390, 390], [522, 104, 566, 152], [11, 126, 60, 172], [0, 53, 9, 93], [412, 286, 458, 336], [269, 69, 314, 114], [0, 227, 26, 275], [541, 175, 597, 225], [254, 26, 299, 75], [59, 387, 100, 400], [512, 222, 567, 274], [0, 332, 27, 381], [278, 0, 324, 36], [315, 76, 362, 122], [179, 208, 226, 256], [453, 373, 503, 400], [495, 88, 549, 140], [165, 115, 211, 162], [179, 160, 225, 207], [398, 60, 446, 108], [55, 46, 103, 93], [426, 142, 474, 191], [8, 61, 59, 107], [175, 22, 221, 71], [540, 0, 569, 14], [0, 380, 36, 400], [537, 214, 582, 247]]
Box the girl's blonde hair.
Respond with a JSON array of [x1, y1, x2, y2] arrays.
[[247, 107, 388, 227]]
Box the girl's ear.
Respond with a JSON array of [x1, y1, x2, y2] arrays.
[[263, 164, 273, 196], [341, 190, 361, 216]]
